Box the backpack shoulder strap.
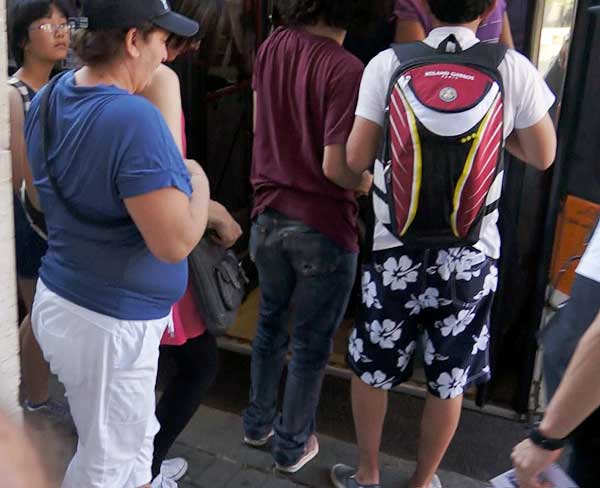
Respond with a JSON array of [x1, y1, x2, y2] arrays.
[[462, 41, 508, 71], [392, 37, 508, 72], [39, 71, 133, 229], [391, 41, 437, 68], [8, 76, 33, 114]]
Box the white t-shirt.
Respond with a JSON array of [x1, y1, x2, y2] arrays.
[[356, 26, 556, 258], [576, 223, 600, 283]]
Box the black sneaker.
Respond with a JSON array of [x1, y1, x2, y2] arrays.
[[330, 464, 381, 488]]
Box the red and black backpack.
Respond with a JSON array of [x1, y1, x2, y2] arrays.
[[372, 35, 507, 249]]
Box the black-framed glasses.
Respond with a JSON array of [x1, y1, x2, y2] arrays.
[[29, 23, 70, 35]]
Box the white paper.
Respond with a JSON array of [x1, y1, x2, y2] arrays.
[[490, 464, 579, 488]]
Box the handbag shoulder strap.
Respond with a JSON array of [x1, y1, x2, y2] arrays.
[[8, 76, 34, 114], [39, 71, 132, 228]]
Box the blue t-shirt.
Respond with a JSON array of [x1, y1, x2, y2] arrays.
[[25, 71, 193, 320]]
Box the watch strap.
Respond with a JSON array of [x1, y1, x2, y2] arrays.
[[529, 424, 567, 451]]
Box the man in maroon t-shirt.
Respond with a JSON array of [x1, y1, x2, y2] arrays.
[[242, 0, 372, 474]]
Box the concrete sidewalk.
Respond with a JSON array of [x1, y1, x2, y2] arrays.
[[35, 403, 488, 488]]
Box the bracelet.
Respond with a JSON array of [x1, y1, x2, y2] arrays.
[[528, 423, 567, 451]]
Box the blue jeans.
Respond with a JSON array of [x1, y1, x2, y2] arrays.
[[541, 274, 600, 487], [242, 209, 357, 466]]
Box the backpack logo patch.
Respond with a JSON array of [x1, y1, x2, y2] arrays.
[[439, 87, 458, 103]]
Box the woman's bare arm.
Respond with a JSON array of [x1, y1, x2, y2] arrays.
[[143, 64, 242, 249], [141, 64, 184, 154], [394, 19, 426, 43]]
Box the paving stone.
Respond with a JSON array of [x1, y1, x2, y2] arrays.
[[224, 468, 269, 487], [172, 447, 217, 484], [262, 477, 306, 488], [192, 457, 242, 488]]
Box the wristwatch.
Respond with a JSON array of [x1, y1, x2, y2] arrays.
[[528, 423, 567, 451]]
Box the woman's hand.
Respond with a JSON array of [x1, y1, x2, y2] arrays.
[[207, 200, 242, 248]]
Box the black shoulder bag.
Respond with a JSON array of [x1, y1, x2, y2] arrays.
[[187, 236, 248, 336]]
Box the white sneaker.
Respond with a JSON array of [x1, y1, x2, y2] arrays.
[[151, 474, 178, 488], [430, 475, 442, 488], [416, 475, 442, 488], [160, 457, 188, 481], [275, 434, 319, 474]]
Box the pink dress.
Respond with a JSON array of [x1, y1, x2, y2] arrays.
[[161, 114, 207, 346]]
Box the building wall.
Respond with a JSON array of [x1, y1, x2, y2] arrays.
[[0, 0, 23, 422]]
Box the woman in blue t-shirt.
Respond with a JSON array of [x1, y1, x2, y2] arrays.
[[24, 1, 209, 487]]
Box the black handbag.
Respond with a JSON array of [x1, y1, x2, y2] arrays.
[[188, 237, 248, 336]]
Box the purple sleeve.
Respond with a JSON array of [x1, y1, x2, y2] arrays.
[[477, 0, 507, 43], [323, 59, 364, 146], [393, 0, 432, 32]]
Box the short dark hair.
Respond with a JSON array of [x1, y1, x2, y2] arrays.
[[73, 23, 157, 66], [8, 0, 71, 66], [277, 0, 375, 31], [427, 0, 494, 24]]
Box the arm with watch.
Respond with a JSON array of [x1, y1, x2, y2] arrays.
[[511, 310, 600, 488]]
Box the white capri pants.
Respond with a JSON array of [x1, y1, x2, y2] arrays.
[[32, 280, 168, 488]]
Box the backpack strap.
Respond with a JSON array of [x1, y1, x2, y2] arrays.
[[391, 36, 508, 72], [459, 40, 508, 71], [8, 77, 33, 114], [391, 41, 437, 67], [437, 33, 463, 53], [39, 71, 133, 229]]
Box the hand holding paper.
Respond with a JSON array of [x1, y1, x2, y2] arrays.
[[490, 464, 579, 488]]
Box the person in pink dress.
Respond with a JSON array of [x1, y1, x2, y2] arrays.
[[142, 2, 243, 487]]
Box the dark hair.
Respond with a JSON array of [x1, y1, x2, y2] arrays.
[[277, 0, 376, 31], [73, 23, 157, 66], [167, 0, 221, 51], [427, 0, 494, 24], [8, 0, 71, 66]]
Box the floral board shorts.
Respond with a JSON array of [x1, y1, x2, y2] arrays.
[[347, 246, 498, 399]]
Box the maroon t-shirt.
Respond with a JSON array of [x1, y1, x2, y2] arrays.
[[251, 27, 364, 252]]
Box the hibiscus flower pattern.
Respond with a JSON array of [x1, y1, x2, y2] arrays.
[[405, 287, 452, 315], [427, 248, 486, 282], [438, 308, 476, 337], [351, 248, 494, 405], [361, 370, 395, 390], [348, 329, 372, 364], [367, 319, 403, 349], [423, 331, 449, 366], [381, 256, 421, 291], [430, 367, 470, 399], [362, 271, 382, 309], [471, 325, 490, 355], [473, 266, 499, 300], [397, 341, 416, 371]]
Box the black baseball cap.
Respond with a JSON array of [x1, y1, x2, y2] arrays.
[[82, 0, 200, 37]]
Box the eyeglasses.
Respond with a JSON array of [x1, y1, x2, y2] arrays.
[[29, 23, 70, 35]]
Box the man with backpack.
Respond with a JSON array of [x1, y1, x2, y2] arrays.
[[330, 1, 557, 487]]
